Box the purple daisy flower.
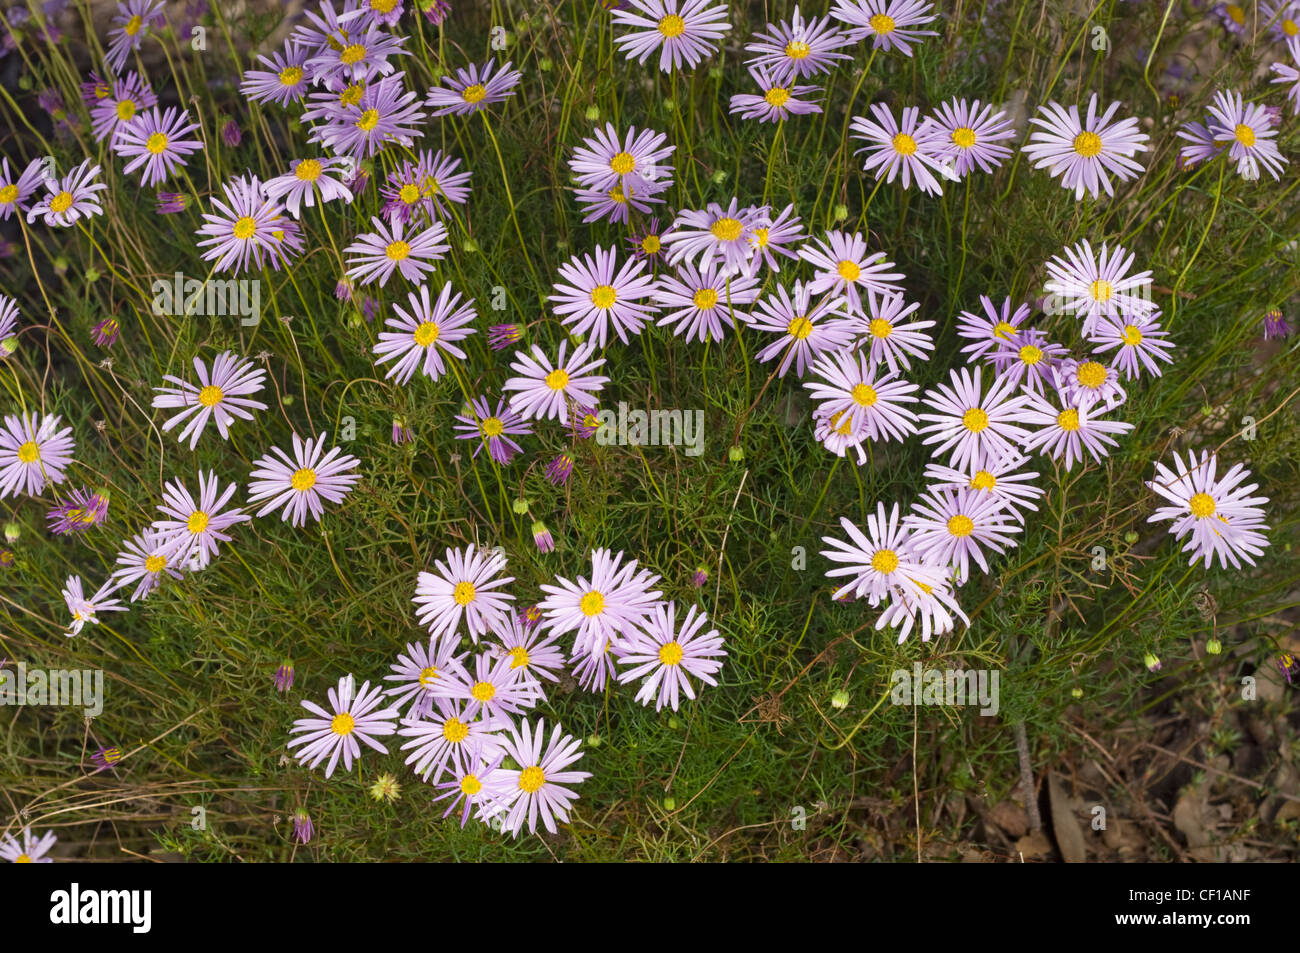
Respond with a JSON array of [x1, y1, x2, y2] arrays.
[[0, 157, 47, 220], [0, 413, 74, 499], [425, 59, 521, 116], [925, 98, 1016, 178], [240, 41, 313, 107], [1018, 387, 1134, 470], [46, 487, 109, 535], [414, 543, 515, 643], [917, 366, 1034, 472], [1270, 37, 1300, 115], [798, 230, 905, 315], [749, 281, 854, 378], [453, 395, 532, 464], [538, 547, 664, 658], [1262, 309, 1291, 340], [104, 0, 166, 73], [430, 651, 541, 722], [818, 504, 950, 605], [549, 245, 660, 347], [246, 431, 362, 528], [275, 662, 295, 694], [263, 156, 355, 218], [611, 0, 731, 73], [431, 750, 513, 828], [532, 520, 555, 553], [1043, 239, 1156, 335], [398, 697, 504, 784], [804, 348, 920, 443], [488, 323, 524, 350], [287, 674, 400, 779], [344, 215, 449, 286], [662, 198, 765, 277], [830, 0, 938, 55], [379, 149, 471, 223], [312, 72, 426, 160], [1057, 357, 1127, 412], [1087, 313, 1176, 379], [151, 351, 268, 450], [195, 174, 303, 274], [957, 295, 1031, 360], [851, 102, 951, 196], [112, 106, 204, 187], [922, 450, 1045, 525], [1203, 89, 1287, 181], [617, 601, 726, 711], [372, 280, 476, 383], [653, 259, 760, 343], [1022, 94, 1150, 200], [304, 17, 408, 86], [986, 328, 1067, 393], [291, 808, 313, 844], [109, 529, 184, 602], [26, 160, 106, 227], [0, 827, 57, 863], [744, 202, 805, 275], [744, 4, 851, 82], [1146, 451, 1270, 570], [503, 341, 609, 424], [149, 470, 249, 571], [847, 289, 935, 373], [574, 177, 668, 224], [729, 63, 824, 123], [546, 452, 575, 486], [904, 487, 1021, 585], [629, 218, 666, 261], [568, 121, 675, 195], [383, 636, 470, 720], [62, 574, 126, 636], [155, 192, 186, 214]]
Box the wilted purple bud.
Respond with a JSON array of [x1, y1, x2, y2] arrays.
[[91, 745, 123, 772], [488, 323, 524, 350], [92, 317, 120, 348], [36, 88, 65, 118], [1279, 654, 1299, 685], [691, 566, 708, 587], [274, 663, 294, 693], [1263, 309, 1290, 340], [423, 0, 452, 25], [361, 296, 379, 322], [0, 240, 15, 259], [546, 452, 574, 486], [334, 278, 354, 302], [532, 520, 554, 553], [1144, 652, 1162, 673], [292, 807, 314, 844], [221, 118, 242, 147], [519, 604, 542, 628], [392, 416, 413, 444], [46, 487, 109, 535], [572, 404, 601, 439], [156, 192, 187, 214]]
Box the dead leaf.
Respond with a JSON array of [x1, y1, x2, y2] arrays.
[[1048, 773, 1087, 863], [989, 800, 1028, 839]]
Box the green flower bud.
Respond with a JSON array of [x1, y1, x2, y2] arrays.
[[831, 689, 850, 709]]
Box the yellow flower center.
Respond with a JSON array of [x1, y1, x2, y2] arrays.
[[461, 84, 488, 104], [640, 234, 661, 254], [397, 182, 420, 204], [1057, 408, 1081, 431], [144, 554, 167, 573], [279, 66, 304, 87], [413, 320, 440, 346], [836, 259, 861, 282], [787, 316, 813, 339], [0, 184, 17, 204], [785, 39, 811, 59], [187, 510, 209, 534], [870, 13, 896, 33], [1120, 324, 1144, 346], [609, 151, 636, 174], [340, 84, 364, 107], [331, 712, 355, 735], [710, 217, 744, 242], [658, 13, 686, 37], [233, 216, 256, 239], [971, 470, 997, 491], [892, 132, 918, 156], [993, 321, 1015, 339], [518, 765, 546, 792], [1234, 123, 1255, 147], [480, 416, 504, 437], [1073, 131, 1103, 157], [962, 408, 989, 432], [851, 383, 878, 406], [471, 681, 496, 702], [590, 284, 618, 309], [871, 549, 899, 573], [693, 288, 719, 310], [340, 43, 367, 65], [869, 317, 893, 338], [1019, 345, 1043, 365], [460, 774, 482, 795], [1285, 19, 1299, 37], [545, 368, 570, 390], [658, 641, 684, 666], [608, 185, 627, 204], [16, 440, 39, 463], [829, 410, 853, 436], [198, 384, 224, 407], [580, 590, 605, 616], [418, 666, 439, 687], [125, 14, 143, 36], [291, 468, 316, 492], [295, 159, 323, 181], [1089, 279, 1113, 302], [356, 109, 380, 131], [116, 99, 136, 121], [508, 646, 530, 669], [1075, 361, 1108, 389], [15, 854, 32, 863], [371, 0, 398, 11], [1226, 4, 1244, 23], [48, 192, 74, 214], [1188, 492, 1216, 518], [443, 716, 469, 742], [947, 514, 975, 537], [385, 240, 410, 261], [453, 581, 476, 605], [765, 86, 791, 108], [951, 127, 977, 149]]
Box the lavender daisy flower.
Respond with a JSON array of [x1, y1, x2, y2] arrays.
[[488, 323, 524, 350], [1215, 2, 1248, 34], [495, 719, 591, 837], [398, 697, 503, 783], [312, 72, 426, 160], [0, 157, 46, 220], [62, 574, 126, 636], [653, 259, 760, 343], [546, 453, 575, 486], [851, 102, 951, 195], [904, 488, 1021, 584], [88, 316, 120, 349], [926, 98, 1016, 178], [355, 0, 406, 28], [263, 157, 355, 218], [744, 5, 851, 81], [1146, 451, 1270, 569], [414, 543, 516, 643], [568, 122, 675, 195], [0, 827, 57, 863], [383, 636, 470, 720], [805, 348, 920, 443], [112, 106, 203, 188], [155, 192, 186, 214], [819, 504, 950, 605], [728, 64, 824, 123], [196, 174, 303, 274], [1262, 309, 1291, 340], [275, 663, 295, 693], [287, 674, 400, 779], [662, 198, 765, 276], [105, 0, 166, 73], [1270, 37, 1300, 114], [986, 328, 1067, 393], [431, 651, 542, 721], [305, 18, 408, 86], [830, 0, 938, 55], [617, 601, 726, 711], [149, 471, 249, 571], [1087, 313, 1176, 379], [745, 202, 805, 274], [372, 281, 476, 383], [628, 219, 665, 261], [957, 295, 1031, 360], [539, 547, 663, 657], [549, 245, 659, 347], [246, 432, 362, 528], [0, 413, 74, 499], [532, 520, 555, 553], [81, 71, 113, 108], [90, 745, 123, 772], [574, 177, 668, 224], [611, 0, 731, 73], [848, 289, 935, 373], [26, 160, 106, 227], [798, 230, 905, 315], [1022, 94, 1149, 200], [1044, 239, 1156, 334], [432, 750, 513, 828], [749, 281, 854, 378], [1176, 120, 1222, 170], [291, 808, 314, 844], [345, 215, 448, 286], [109, 529, 184, 602], [46, 487, 109, 535], [151, 351, 268, 450], [1203, 89, 1287, 181], [875, 575, 968, 644], [922, 450, 1045, 524], [423, 0, 452, 25], [240, 41, 313, 107], [1018, 387, 1133, 470], [425, 59, 521, 116], [1264, 0, 1300, 41], [917, 366, 1033, 472], [1057, 357, 1127, 411], [503, 341, 609, 424], [490, 615, 567, 694], [379, 149, 471, 223], [452, 395, 531, 464]]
